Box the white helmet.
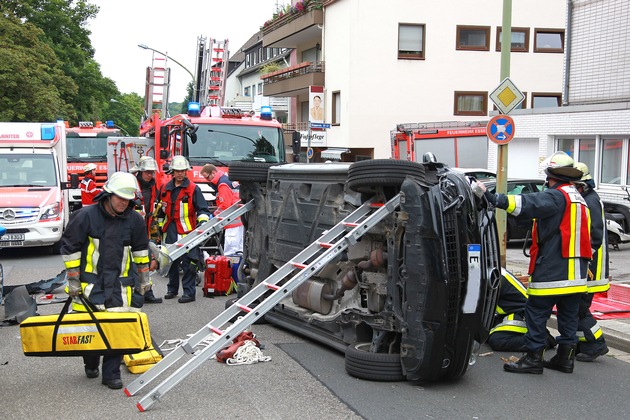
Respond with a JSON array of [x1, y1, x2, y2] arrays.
[[103, 172, 140, 200], [137, 156, 159, 172], [544, 151, 583, 181], [170, 155, 191, 171], [83, 163, 97, 173], [574, 162, 592, 181]]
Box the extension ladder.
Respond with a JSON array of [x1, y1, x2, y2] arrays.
[[125, 193, 402, 411], [143, 54, 171, 120], [156, 200, 254, 272]]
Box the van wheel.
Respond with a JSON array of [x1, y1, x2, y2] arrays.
[[228, 161, 277, 183], [344, 342, 405, 382], [347, 159, 426, 193]]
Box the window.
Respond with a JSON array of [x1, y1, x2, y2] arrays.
[[534, 28, 564, 53], [532, 92, 561, 108], [496, 27, 530, 52], [601, 138, 624, 184], [456, 25, 490, 51], [398, 23, 425, 59], [258, 83, 263, 95], [245, 55, 251, 68], [244, 86, 250, 97], [332, 91, 341, 125], [454, 91, 488, 116], [252, 85, 256, 96]]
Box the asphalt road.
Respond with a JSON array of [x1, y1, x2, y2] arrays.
[[1, 244, 630, 419]]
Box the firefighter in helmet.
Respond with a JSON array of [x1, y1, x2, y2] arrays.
[[480, 151, 591, 374], [61, 171, 151, 389], [573, 161, 610, 361], [80, 163, 102, 206], [131, 156, 163, 304], [158, 155, 210, 303]]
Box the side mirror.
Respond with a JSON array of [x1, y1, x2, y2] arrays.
[[70, 173, 80, 189], [292, 131, 301, 155], [159, 149, 170, 160], [159, 127, 169, 148]]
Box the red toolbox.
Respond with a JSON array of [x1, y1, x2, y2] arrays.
[[203, 256, 234, 297]]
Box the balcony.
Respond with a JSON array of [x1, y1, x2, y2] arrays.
[[262, 2, 323, 49], [262, 61, 325, 97]]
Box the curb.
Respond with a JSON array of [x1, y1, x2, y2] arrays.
[[548, 316, 630, 354]]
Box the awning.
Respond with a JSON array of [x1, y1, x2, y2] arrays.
[[321, 148, 350, 160]]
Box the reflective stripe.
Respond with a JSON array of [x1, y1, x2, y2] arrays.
[[577, 322, 603, 342], [120, 245, 131, 277], [527, 278, 587, 296], [506, 195, 522, 216], [58, 325, 98, 334], [490, 316, 527, 335], [179, 202, 193, 232], [62, 251, 81, 269], [132, 249, 150, 265], [501, 268, 528, 299]]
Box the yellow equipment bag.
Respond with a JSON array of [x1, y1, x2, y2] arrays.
[[124, 339, 163, 374], [20, 296, 151, 357]]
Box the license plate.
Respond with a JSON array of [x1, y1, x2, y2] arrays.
[[2, 233, 25, 241]]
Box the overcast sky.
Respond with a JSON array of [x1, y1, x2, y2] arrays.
[[88, 0, 284, 101]]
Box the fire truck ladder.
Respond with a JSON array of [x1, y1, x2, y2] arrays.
[[199, 38, 229, 107], [125, 193, 402, 411], [157, 199, 254, 268], [143, 54, 171, 120]]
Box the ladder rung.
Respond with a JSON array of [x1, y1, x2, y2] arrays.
[[292, 262, 307, 269], [209, 326, 223, 335], [370, 203, 385, 208], [237, 304, 253, 313], [318, 242, 333, 249], [262, 281, 280, 291], [344, 222, 359, 228]]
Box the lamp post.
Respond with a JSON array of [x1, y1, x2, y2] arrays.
[[138, 44, 196, 94], [110, 98, 145, 119]]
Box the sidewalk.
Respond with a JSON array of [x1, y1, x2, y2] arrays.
[[506, 244, 630, 355]]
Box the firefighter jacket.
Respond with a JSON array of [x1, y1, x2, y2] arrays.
[[80, 173, 101, 206], [496, 182, 591, 296], [209, 170, 242, 229], [159, 177, 210, 243], [60, 195, 150, 312], [581, 184, 610, 293], [136, 173, 160, 234]]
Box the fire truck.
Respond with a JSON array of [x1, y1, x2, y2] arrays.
[[0, 122, 76, 253], [138, 36, 286, 201], [66, 121, 122, 211]]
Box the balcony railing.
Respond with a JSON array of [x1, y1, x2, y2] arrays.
[[262, 0, 324, 35], [261, 61, 325, 85]]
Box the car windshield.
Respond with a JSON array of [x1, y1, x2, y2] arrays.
[[187, 123, 285, 164], [0, 154, 57, 187]]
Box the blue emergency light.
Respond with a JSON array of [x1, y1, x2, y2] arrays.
[[41, 124, 56, 140], [260, 106, 273, 121], [105, 120, 115, 128], [188, 102, 201, 117]]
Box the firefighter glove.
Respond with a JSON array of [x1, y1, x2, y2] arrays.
[[138, 268, 151, 295], [67, 270, 82, 297]]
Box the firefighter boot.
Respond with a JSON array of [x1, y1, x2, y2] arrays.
[[503, 349, 544, 374], [543, 344, 576, 373]]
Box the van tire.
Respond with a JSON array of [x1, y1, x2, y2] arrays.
[[347, 159, 426, 193], [345, 342, 405, 382]]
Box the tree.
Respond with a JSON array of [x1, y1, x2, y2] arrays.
[[107, 93, 144, 137], [0, 16, 77, 121]]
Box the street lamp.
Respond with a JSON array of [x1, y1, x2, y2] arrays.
[[138, 44, 196, 85]]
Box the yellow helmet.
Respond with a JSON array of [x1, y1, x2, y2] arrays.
[[544, 151, 583, 181], [170, 155, 191, 171], [574, 162, 592, 181], [103, 172, 140, 200]]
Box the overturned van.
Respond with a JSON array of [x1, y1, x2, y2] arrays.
[[229, 159, 501, 382]]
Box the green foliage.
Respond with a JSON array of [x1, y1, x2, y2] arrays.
[[259, 62, 282, 75], [107, 93, 144, 136]]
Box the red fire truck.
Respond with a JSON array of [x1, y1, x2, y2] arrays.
[[66, 121, 122, 211]]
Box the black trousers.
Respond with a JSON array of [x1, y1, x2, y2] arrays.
[[525, 294, 580, 351], [83, 354, 123, 381]]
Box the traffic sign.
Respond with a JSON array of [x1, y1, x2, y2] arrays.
[[307, 147, 314, 159], [310, 122, 331, 129], [489, 77, 525, 115], [486, 115, 515, 144]]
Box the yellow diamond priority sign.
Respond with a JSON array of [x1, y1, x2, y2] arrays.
[[490, 77, 525, 115]]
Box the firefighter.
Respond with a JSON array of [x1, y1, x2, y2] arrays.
[[200, 164, 243, 255], [131, 156, 163, 304], [80, 163, 101, 206], [480, 151, 591, 374], [574, 162, 610, 361], [488, 268, 556, 352], [61, 171, 150, 390], [159, 156, 210, 303]]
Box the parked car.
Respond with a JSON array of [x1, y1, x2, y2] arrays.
[[485, 179, 546, 241], [452, 167, 496, 183]]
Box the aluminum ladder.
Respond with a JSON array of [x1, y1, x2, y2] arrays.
[[157, 200, 254, 270], [125, 193, 402, 411]]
